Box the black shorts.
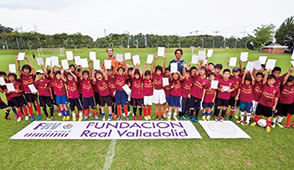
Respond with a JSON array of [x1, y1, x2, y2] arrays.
[[190, 96, 201, 110], [99, 95, 113, 106], [94, 93, 100, 105], [39, 96, 53, 108], [276, 103, 293, 116], [216, 98, 229, 107], [69, 98, 83, 111], [8, 96, 26, 108], [0, 101, 8, 109], [24, 93, 38, 103], [229, 96, 240, 107], [131, 98, 143, 107], [256, 104, 273, 117], [83, 97, 96, 109]]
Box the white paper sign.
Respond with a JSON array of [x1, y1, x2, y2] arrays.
[[36, 58, 44, 66], [89, 52, 96, 61], [28, 84, 38, 93], [198, 50, 206, 60], [9, 64, 16, 73], [229, 57, 237, 67], [162, 78, 169, 86], [51, 56, 59, 66], [265, 59, 276, 70], [170, 63, 178, 73], [17, 52, 25, 60], [81, 58, 88, 68], [192, 55, 198, 64], [146, 55, 154, 64], [258, 56, 267, 64], [291, 61, 294, 67], [291, 52, 294, 60], [223, 86, 230, 92], [116, 54, 124, 62], [207, 49, 213, 58], [240, 52, 248, 62], [0, 77, 6, 86], [211, 80, 219, 89], [66, 51, 73, 60], [6, 83, 15, 92], [45, 58, 51, 66], [61, 60, 69, 70], [122, 84, 131, 95], [132, 55, 140, 65], [74, 56, 81, 65], [104, 60, 112, 70], [254, 60, 262, 70], [157, 47, 165, 57], [245, 61, 254, 72], [93, 59, 100, 70], [124, 53, 131, 60]]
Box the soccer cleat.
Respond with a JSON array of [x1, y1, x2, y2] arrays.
[[125, 116, 129, 121], [66, 116, 70, 121], [14, 115, 19, 119], [167, 116, 171, 121], [156, 116, 159, 121], [206, 116, 211, 121], [116, 115, 121, 121], [46, 117, 51, 121], [285, 124, 290, 128], [95, 116, 99, 120], [133, 116, 137, 120], [37, 115, 41, 120], [25, 116, 29, 121], [17, 117, 22, 122], [215, 117, 219, 121], [72, 116, 76, 121], [242, 122, 248, 126], [191, 117, 198, 122], [144, 116, 148, 120], [251, 122, 257, 127], [139, 115, 142, 120], [271, 123, 276, 128], [5, 116, 12, 120], [236, 119, 243, 124], [147, 115, 151, 120], [234, 113, 239, 119], [277, 122, 283, 128], [219, 117, 224, 122], [108, 114, 112, 121], [173, 116, 178, 121], [83, 116, 89, 121], [50, 116, 54, 121], [202, 116, 206, 121], [31, 116, 35, 121], [78, 116, 83, 121], [182, 116, 187, 120], [101, 113, 105, 121], [58, 112, 62, 117], [266, 126, 271, 133], [229, 116, 233, 121], [113, 114, 117, 120]]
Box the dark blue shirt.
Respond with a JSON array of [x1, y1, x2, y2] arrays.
[[168, 59, 186, 74]]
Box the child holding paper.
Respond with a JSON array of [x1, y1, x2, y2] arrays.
[[272, 67, 287, 88], [251, 72, 264, 115], [143, 63, 153, 120], [130, 64, 144, 120], [214, 64, 223, 80], [106, 67, 117, 119], [228, 67, 242, 121], [16, 56, 41, 121], [201, 72, 217, 121], [179, 68, 192, 121], [163, 68, 172, 118]]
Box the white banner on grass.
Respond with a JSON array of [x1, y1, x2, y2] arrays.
[[10, 121, 201, 140]]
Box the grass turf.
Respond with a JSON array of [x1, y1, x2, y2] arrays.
[[0, 48, 294, 169]]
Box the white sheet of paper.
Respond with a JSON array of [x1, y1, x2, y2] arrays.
[[74, 56, 81, 65], [191, 55, 198, 64], [245, 61, 254, 72], [66, 51, 73, 60], [157, 47, 165, 57], [265, 59, 276, 70], [17, 52, 25, 60], [162, 78, 169, 86], [51, 56, 59, 66], [211, 80, 219, 89], [223, 86, 230, 92], [198, 50, 206, 60], [104, 60, 112, 70], [229, 57, 237, 67], [116, 54, 124, 62], [28, 84, 38, 93], [81, 58, 88, 68], [93, 59, 100, 70], [291, 52, 294, 60], [89, 52, 96, 61], [122, 84, 131, 95], [6, 83, 15, 92], [291, 61, 294, 67], [45, 58, 51, 66], [170, 63, 178, 73], [258, 56, 267, 64], [9, 64, 16, 73], [146, 55, 154, 64], [61, 59, 69, 70], [254, 60, 262, 70], [240, 52, 248, 62], [124, 53, 131, 60], [207, 49, 213, 58], [0, 77, 6, 86], [36, 58, 44, 66], [132, 55, 140, 65]]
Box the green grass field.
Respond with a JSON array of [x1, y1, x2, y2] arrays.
[[0, 48, 294, 169]]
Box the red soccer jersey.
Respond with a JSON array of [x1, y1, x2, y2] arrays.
[[274, 73, 287, 88], [258, 84, 280, 107], [131, 78, 144, 99], [181, 78, 192, 98], [164, 78, 172, 97], [66, 80, 80, 99], [170, 79, 182, 97], [215, 73, 223, 80], [203, 82, 216, 103], [217, 78, 233, 100], [230, 76, 242, 97], [107, 75, 116, 96], [35, 79, 51, 97], [51, 78, 67, 96], [9, 81, 23, 98], [20, 73, 36, 93], [239, 84, 254, 102], [279, 84, 294, 104], [253, 81, 262, 101], [191, 75, 207, 99], [153, 73, 164, 90], [80, 79, 94, 98], [96, 78, 111, 97], [143, 79, 153, 96], [115, 74, 127, 91]]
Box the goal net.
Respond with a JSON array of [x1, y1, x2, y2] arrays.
[[37, 48, 65, 57]]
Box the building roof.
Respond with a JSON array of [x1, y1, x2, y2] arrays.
[[263, 42, 288, 49]]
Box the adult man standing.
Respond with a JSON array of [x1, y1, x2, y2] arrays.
[[168, 49, 186, 74], [101, 47, 125, 70]]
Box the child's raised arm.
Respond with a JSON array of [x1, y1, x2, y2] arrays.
[[16, 56, 21, 75], [263, 69, 271, 85], [152, 54, 158, 74], [162, 53, 166, 73], [25, 56, 35, 75], [282, 66, 294, 85]]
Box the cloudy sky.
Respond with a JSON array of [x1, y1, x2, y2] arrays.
[[0, 0, 293, 39]]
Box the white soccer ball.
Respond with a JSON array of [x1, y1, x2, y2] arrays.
[[257, 119, 267, 127]]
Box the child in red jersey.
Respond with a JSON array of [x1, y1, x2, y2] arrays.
[[251, 69, 280, 133], [214, 64, 223, 80], [215, 69, 235, 121], [34, 70, 54, 120], [106, 67, 116, 119], [0, 71, 16, 120], [272, 66, 294, 128], [179, 67, 192, 121], [235, 70, 255, 125], [16, 56, 41, 120], [252, 72, 264, 115], [93, 70, 113, 121], [201, 72, 217, 121], [228, 67, 242, 121], [163, 68, 171, 118], [130, 64, 144, 120], [142, 63, 153, 120], [272, 66, 288, 88]]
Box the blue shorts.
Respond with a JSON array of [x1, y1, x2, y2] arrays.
[[55, 95, 68, 105], [166, 96, 171, 105], [169, 95, 181, 107], [83, 97, 96, 109], [239, 100, 253, 113], [203, 102, 214, 109], [115, 90, 127, 105]]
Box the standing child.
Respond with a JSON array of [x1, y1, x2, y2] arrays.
[[252, 72, 263, 115], [143, 63, 153, 120], [228, 67, 242, 121], [130, 64, 144, 120], [106, 67, 117, 119], [180, 68, 192, 120], [201, 72, 217, 121]]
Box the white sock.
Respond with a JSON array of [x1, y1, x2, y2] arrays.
[[79, 112, 83, 117], [72, 112, 76, 117], [278, 116, 284, 123], [240, 112, 245, 121], [246, 113, 251, 123], [173, 112, 177, 116], [272, 117, 277, 123]]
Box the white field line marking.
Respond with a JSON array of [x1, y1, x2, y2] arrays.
[[103, 139, 117, 170]]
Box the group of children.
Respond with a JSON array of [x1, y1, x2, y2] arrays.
[[0, 48, 294, 133]]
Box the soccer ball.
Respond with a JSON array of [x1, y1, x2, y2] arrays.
[[258, 119, 267, 127]]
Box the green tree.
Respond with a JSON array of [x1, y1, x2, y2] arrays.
[[248, 24, 275, 50], [275, 16, 294, 50]]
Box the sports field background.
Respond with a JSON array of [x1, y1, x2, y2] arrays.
[[0, 48, 293, 169]]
